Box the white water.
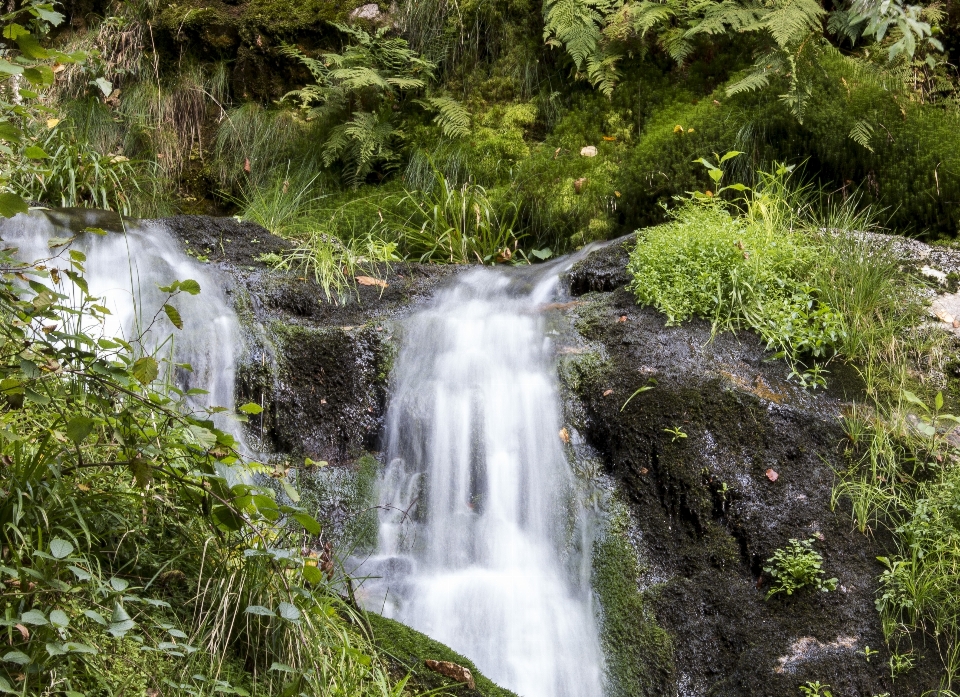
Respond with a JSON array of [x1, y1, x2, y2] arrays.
[[360, 261, 605, 697], [0, 210, 242, 430]]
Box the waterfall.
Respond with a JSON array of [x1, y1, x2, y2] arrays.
[[361, 261, 605, 697], [0, 210, 242, 432]]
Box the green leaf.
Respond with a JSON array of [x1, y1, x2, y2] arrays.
[[109, 577, 129, 592], [93, 77, 113, 97], [277, 602, 301, 621], [268, 662, 295, 673], [293, 513, 321, 535], [49, 609, 69, 628], [45, 642, 66, 656], [238, 402, 263, 415], [83, 609, 107, 625], [302, 565, 324, 585], [23, 65, 53, 87], [0, 676, 16, 694], [33, 6, 66, 25], [280, 478, 300, 504], [936, 392, 944, 411], [530, 248, 553, 260], [132, 356, 159, 385], [179, 279, 201, 295], [65, 416, 95, 444], [244, 605, 276, 617], [0, 59, 24, 75], [212, 505, 244, 531], [24, 145, 49, 159], [47, 236, 73, 248], [50, 537, 75, 559], [20, 610, 47, 625], [2, 24, 29, 40], [719, 150, 744, 163], [0, 193, 28, 218], [163, 304, 183, 330], [0, 122, 22, 142], [2, 650, 31, 665], [67, 565, 91, 580]]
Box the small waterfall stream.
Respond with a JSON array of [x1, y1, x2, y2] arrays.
[[361, 260, 605, 697], [0, 210, 242, 430]]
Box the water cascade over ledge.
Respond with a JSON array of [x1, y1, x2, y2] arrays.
[[0, 210, 242, 434], [360, 258, 605, 697]]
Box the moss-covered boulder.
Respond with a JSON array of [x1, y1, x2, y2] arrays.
[[559, 238, 942, 695]]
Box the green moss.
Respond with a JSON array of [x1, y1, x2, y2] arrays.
[[367, 612, 519, 697], [558, 350, 610, 394], [593, 507, 676, 697]]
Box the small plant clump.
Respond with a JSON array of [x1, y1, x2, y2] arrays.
[[763, 537, 838, 599]]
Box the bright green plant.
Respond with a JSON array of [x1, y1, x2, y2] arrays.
[[763, 538, 838, 599], [387, 163, 523, 264], [799, 681, 834, 697]]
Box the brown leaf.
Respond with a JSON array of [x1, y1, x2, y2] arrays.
[[13, 624, 28, 641], [617, 315, 627, 323], [640, 467, 649, 475], [765, 468, 779, 482], [243, 158, 251, 173], [603, 389, 614, 397], [424, 660, 475, 690], [355, 276, 388, 289], [559, 427, 570, 444]]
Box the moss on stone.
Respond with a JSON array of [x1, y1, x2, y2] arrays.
[[593, 508, 676, 697], [367, 612, 519, 697]]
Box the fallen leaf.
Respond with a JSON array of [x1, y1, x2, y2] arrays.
[[640, 467, 649, 475], [52, 63, 65, 73], [602, 135, 617, 141], [76, 483, 90, 492], [603, 389, 613, 397], [617, 315, 627, 323], [46, 118, 60, 129], [243, 157, 251, 172], [559, 427, 570, 444], [424, 660, 475, 690], [13, 624, 28, 641], [766, 468, 779, 482], [356, 275, 388, 289]]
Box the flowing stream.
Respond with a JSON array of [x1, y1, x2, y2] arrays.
[[0, 210, 242, 431], [360, 258, 605, 697], [2, 210, 606, 695]]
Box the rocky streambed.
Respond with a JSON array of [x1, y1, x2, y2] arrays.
[[158, 214, 960, 696]]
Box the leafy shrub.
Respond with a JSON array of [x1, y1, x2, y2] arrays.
[[763, 538, 838, 599], [627, 184, 844, 382]]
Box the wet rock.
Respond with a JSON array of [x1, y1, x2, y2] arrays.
[[580, 145, 598, 157], [350, 3, 382, 20], [158, 215, 460, 463], [560, 238, 942, 696]]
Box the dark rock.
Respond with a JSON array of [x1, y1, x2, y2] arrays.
[[156, 214, 459, 464], [560, 250, 941, 696]]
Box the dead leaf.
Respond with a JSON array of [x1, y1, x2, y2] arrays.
[[766, 468, 779, 482], [13, 624, 28, 641], [424, 660, 475, 690], [52, 63, 65, 74], [356, 275, 388, 289], [602, 135, 617, 141], [640, 467, 649, 475], [77, 483, 90, 492], [243, 158, 251, 173], [617, 315, 627, 323], [574, 177, 587, 194], [603, 389, 614, 397], [559, 427, 570, 444]]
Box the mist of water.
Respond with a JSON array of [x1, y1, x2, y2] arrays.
[[360, 261, 605, 697]]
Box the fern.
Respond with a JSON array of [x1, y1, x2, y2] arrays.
[[848, 118, 875, 152], [764, 0, 825, 48], [282, 23, 436, 188], [543, 0, 622, 95], [420, 97, 471, 139]]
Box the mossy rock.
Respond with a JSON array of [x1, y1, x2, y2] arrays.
[[367, 612, 519, 697]]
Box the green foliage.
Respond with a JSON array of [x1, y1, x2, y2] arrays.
[[763, 538, 838, 599], [0, 236, 404, 694], [799, 681, 834, 697], [385, 163, 523, 263], [627, 166, 846, 384], [282, 23, 436, 187]]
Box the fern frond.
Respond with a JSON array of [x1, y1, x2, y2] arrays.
[[764, 0, 825, 48], [421, 97, 472, 138], [726, 68, 773, 95], [848, 118, 875, 152]]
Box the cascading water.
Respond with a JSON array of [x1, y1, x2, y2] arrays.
[[360, 260, 605, 697], [0, 210, 242, 430]]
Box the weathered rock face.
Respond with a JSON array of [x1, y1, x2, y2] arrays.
[[560, 237, 941, 696], [161, 216, 947, 694], [156, 215, 458, 464]]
